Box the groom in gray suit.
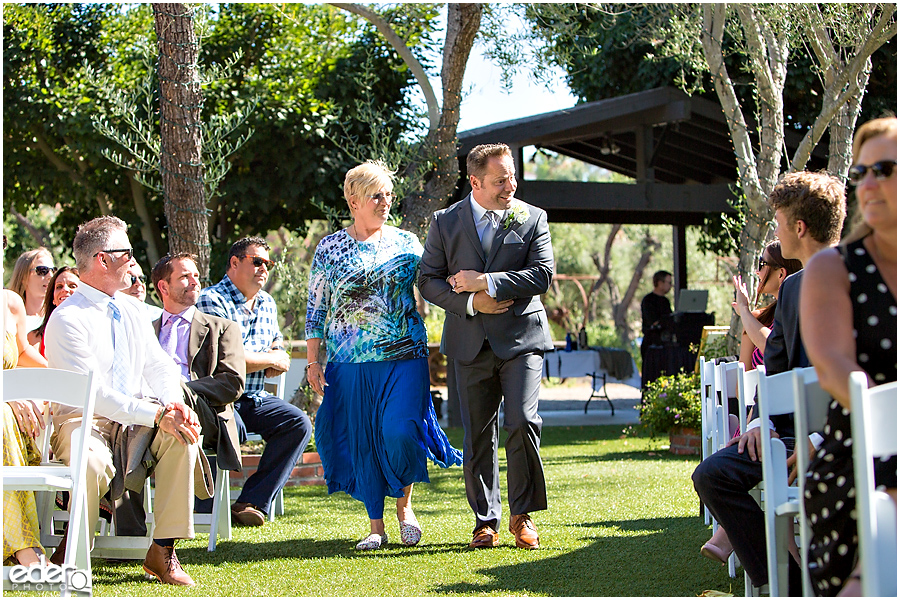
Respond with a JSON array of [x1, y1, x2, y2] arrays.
[[420, 143, 554, 549]]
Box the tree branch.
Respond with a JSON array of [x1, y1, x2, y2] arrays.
[[701, 4, 763, 202], [331, 2, 441, 132]]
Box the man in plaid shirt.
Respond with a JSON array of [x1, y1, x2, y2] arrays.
[[197, 236, 313, 526]]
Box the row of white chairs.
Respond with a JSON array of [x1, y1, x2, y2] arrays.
[[699, 359, 897, 597], [3, 368, 300, 595], [699, 357, 747, 579], [758, 366, 897, 597]]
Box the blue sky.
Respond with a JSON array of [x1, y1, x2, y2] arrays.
[[456, 42, 578, 132]]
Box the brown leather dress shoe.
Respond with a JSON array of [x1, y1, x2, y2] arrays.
[[509, 514, 540, 549], [143, 542, 195, 586], [231, 501, 265, 527], [469, 524, 500, 548]]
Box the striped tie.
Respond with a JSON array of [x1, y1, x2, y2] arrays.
[[108, 300, 131, 396]]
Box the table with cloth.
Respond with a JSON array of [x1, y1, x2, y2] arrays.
[[542, 347, 640, 414]]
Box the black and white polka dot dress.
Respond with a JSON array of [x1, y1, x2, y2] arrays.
[[805, 237, 897, 596]]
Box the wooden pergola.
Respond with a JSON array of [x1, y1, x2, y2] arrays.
[[454, 86, 827, 293]]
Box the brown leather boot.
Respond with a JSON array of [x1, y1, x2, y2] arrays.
[[142, 542, 195, 586]]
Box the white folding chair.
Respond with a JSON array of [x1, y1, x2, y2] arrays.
[[737, 365, 763, 436], [793, 368, 831, 597], [699, 357, 717, 525], [849, 372, 898, 597], [757, 366, 816, 597], [2, 368, 96, 596], [714, 360, 742, 447], [193, 432, 232, 552], [713, 360, 743, 578]]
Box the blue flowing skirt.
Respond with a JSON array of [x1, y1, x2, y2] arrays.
[[316, 357, 463, 519]]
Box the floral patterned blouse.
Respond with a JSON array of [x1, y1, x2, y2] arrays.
[[305, 226, 429, 364]]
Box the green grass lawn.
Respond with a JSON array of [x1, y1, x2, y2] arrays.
[[25, 426, 741, 597]]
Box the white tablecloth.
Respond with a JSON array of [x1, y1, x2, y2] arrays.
[[542, 349, 641, 390]]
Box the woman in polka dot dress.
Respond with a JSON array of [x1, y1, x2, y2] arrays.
[[800, 116, 897, 596]]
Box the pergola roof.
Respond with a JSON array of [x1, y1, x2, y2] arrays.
[[455, 86, 827, 225]]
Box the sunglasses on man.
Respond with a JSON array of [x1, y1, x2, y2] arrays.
[[130, 275, 147, 286], [244, 256, 275, 270], [847, 160, 896, 186], [93, 248, 135, 260], [33, 265, 58, 277]]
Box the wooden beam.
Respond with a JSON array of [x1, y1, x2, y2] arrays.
[[517, 181, 738, 215]]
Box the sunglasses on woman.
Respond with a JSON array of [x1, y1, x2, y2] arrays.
[[33, 265, 58, 276], [847, 160, 896, 186], [757, 257, 782, 271]]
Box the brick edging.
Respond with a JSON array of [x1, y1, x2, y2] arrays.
[[230, 451, 325, 487]]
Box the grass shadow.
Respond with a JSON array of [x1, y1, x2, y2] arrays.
[[430, 516, 738, 597]]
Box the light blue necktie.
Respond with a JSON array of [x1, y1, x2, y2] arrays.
[[108, 300, 131, 396], [481, 211, 499, 257]]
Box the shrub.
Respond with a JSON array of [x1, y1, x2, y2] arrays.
[[639, 371, 701, 436]]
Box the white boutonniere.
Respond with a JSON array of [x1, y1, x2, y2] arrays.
[[502, 201, 529, 229]]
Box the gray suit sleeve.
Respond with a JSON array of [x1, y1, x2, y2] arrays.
[[491, 210, 554, 302], [419, 211, 472, 319]]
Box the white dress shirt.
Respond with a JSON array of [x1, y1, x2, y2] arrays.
[[45, 283, 183, 427], [467, 195, 505, 316]]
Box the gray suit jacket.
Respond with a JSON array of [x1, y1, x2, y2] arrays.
[[419, 195, 554, 362], [153, 310, 245, 470]]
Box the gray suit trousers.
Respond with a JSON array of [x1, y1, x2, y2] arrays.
[[456, 341, 547, 530]]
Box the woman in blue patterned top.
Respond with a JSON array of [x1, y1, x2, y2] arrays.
[[306, 161, 462, 551]]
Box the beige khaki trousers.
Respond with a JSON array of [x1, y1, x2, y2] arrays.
[[51, 416, 198, 541]]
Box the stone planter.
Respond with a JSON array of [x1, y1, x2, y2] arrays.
[[668, 426, 701, 455], [230, 451, 325, 487]]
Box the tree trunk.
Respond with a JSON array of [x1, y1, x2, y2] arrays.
[[400, 3, 482, 238], [613, 234, 660, 346], [153, 3, 210, 279], [588, 224, 622, 321]]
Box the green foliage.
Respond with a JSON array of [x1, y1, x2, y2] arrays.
[[639, 371, 702, 436], [2, 3, 428, 271]]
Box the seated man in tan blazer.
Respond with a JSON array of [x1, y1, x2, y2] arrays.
[[45, 216, 204, 586], [113, 253, 247, 535], [150, 253, 245, 478]]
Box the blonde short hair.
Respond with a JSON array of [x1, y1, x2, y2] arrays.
[[343, 161, 395, 207]]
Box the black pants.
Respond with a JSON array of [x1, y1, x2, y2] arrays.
[[692, 441, 801, 593]]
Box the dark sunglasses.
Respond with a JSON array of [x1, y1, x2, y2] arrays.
[[34, 265, 58, 276], [757, 257, 783, 271], [244, 256, 275, 270], [93, 248, 135, 260], [130, 275, 147, 286], [847, 160, 896, 186]]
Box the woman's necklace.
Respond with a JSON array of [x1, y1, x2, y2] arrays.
[[350, 224, 384, 287]]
